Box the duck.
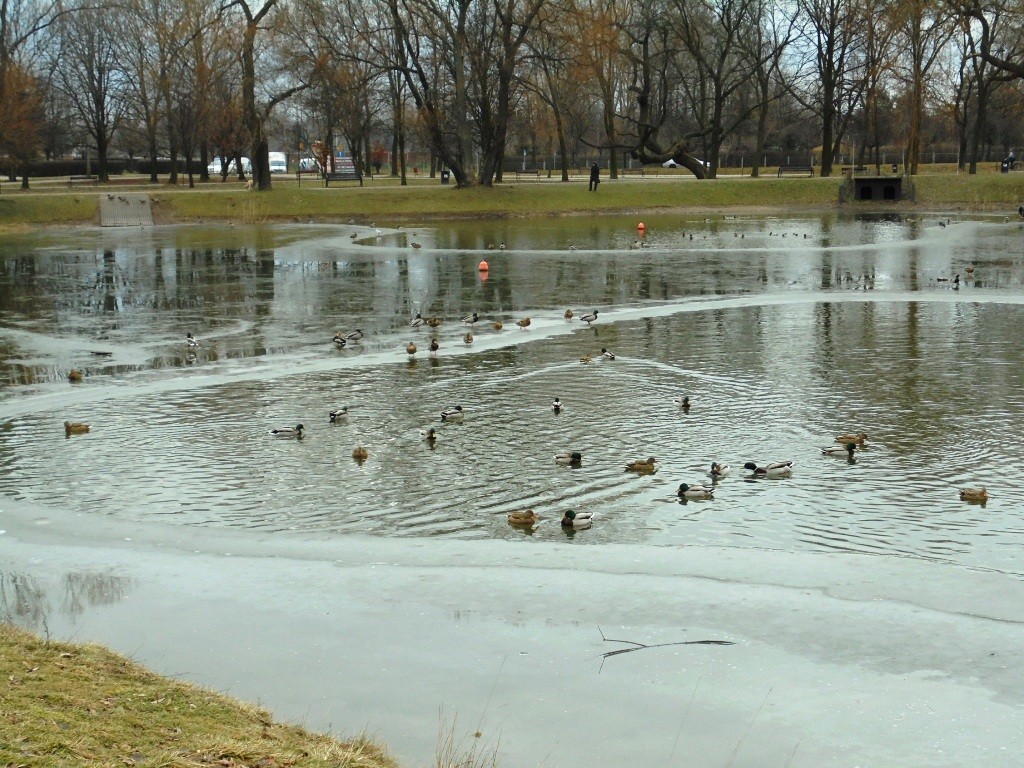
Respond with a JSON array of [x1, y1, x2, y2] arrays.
[[67, 369, 85, 383], [270, 424, 304, 438], [426, 316, 442, 328], [625, 457, 657, 472], [677, 483, 714, 499], [462, 312, 479, 326], [835, 432, 868, 446], [345, 329, 364, 343], [64, 421, 90, 435], [329, 407, 348, 423], [821, 442, 857, 458], [674, 395, 690, 411], [579, 355, 593, 364], [560, 510, 593, 528], [186, 332, 199, 348], [487, 242, 496, 250], [411, 242, 421, 249], [429, 339, 440, 353], [420, 427, 438, 441], [464, 332, 473, 345], [440, 405, 464, 421], [601, 347, 615, 360], [332, 333, 347, 348], [580, 310, 599, 325], [554, 451, 583, 466], [516, 317, 531, 330], [959, 487, 988, 503], [410, 313, 425, 328], [552, 397, 563, 413], [492, 321, 503, 331], [406, 342, 418, 356], [507, 509, 538, 527], [743, 460, 793, 478], [564, 309, 574, 320], [710, 462, 731, 478], [352, 446, 369, 461], [498, 242, 506, 250]]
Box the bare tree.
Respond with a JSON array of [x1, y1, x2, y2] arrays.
[[51, 0, 128, 181], [793, 0, 869, 177]]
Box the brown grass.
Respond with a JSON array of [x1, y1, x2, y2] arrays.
[[0, 622, 398, 768]]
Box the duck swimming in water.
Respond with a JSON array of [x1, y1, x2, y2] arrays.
[[329, 407, 348, 423], [440, 405, 464, 421], [959, 487, 988, 503], [507, 510, 538, 527], [560, 510, 593, 528], [835, 432, 868, 446], [552, 397, 563, 413], [64, 421, 90, 436], [554, 451, 583, 466], [677, 483, 714, 500], [270, 424, 304, 438], [710, 462, 731, 478], [821, 442, 857, 458], [743, 460, 793, 478], [625, 457, 657, 472], [601, 347, 615, 360]]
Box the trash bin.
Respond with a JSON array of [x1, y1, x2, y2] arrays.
[[1001, 161, 1010, 174], [891, 163, 898, 173], [440, 170, 450, 184]]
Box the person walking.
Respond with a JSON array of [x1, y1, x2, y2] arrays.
[[589, 162, 600, 191]]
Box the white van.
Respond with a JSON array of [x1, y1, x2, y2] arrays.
[[269, 152, 287, 174]]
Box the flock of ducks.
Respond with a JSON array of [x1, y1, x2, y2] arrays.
[[62, 320, 993, 514]]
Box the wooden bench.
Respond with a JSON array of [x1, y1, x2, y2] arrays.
[[68, 174, 98, 186], [513, 169, 541, 180], [777, 166, 813, 177], [841, 165, 868, 174], [324, 170, 362, 187], [620, 167, 646, 177]]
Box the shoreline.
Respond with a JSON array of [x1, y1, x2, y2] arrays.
[[4, 496, 1024, 768]]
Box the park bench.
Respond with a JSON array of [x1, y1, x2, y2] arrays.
[[777, 166, 814, 177], [68, 174, 98, 186], [324, 170, 362, 187], [620, 167, 646, 177], [841, 165, 868, 174], [513, 168, 541, 180]]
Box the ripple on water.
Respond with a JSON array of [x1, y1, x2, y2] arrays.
[[2, 300, 1024, 575]]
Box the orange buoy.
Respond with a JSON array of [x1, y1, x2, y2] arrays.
[[478, 260, 489, 271], [637, 222, 646, 232]]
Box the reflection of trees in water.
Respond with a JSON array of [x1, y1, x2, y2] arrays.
[[0, 572, 48, 628], [61, 571, 133, 618], [0, 570, 135, 629]]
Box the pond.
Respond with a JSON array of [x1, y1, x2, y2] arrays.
[[1, 212, 1023, 768]]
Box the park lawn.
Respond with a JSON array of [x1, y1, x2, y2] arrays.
[[0, 193, 97, 229], [0, 622, 397, 768], [159, 177, 849, 223], [2, 171, 1024, 229]]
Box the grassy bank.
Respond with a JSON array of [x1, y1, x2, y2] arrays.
[[2, 170, 1024, 229], [0, 622, 397, 768]]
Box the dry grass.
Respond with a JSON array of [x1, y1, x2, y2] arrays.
[[0, 622, 398, 768]]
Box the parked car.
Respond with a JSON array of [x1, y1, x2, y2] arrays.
[[207, 157, 252, 176], [268, 152, 287, 174]]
